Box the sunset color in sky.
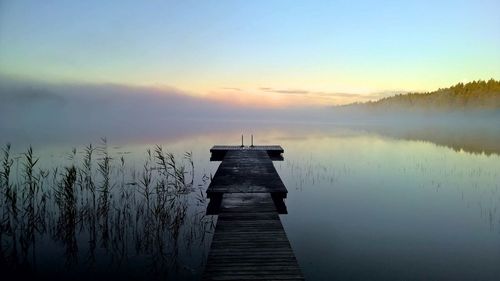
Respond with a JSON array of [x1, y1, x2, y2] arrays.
[[1, 0, 499, 106]]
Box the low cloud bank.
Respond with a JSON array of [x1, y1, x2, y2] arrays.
[[1, 77, 499, 146], [0, 77, 335, 144]]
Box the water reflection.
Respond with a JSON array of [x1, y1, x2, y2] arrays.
[[0, 141, 215, 280], [358, 123, 500, 156], [3, 119, 500, 157], [1, 123, 500, 280], [275, 132, 500, 280], [278, 134, 500, 231]]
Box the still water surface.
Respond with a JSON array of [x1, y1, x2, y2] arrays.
[[1, 123, 499, 280]]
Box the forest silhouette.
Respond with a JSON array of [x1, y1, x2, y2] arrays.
[[347, 79, 500, 111]]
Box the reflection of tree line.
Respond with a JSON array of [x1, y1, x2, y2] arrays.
[[0, 140, 215, 279], [359, 124, 500, 156]]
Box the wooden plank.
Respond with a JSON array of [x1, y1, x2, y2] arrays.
[[210, 145, 284, 153], [203, 193, 303, 281], [210, 145, 284, 161], [207, 150, 287, 198]]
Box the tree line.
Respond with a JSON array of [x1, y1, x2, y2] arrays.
[[350, 79, 500, 111]]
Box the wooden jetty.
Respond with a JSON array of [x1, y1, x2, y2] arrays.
[[203, 145, 304, 281]]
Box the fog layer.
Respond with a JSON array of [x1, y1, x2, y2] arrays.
[[1, 77, 499, 153]]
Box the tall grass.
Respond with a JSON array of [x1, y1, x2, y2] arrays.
[[0, 142, 215, 278]]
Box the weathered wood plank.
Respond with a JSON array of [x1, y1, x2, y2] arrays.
[[210, 145, 284, 161], [203, 193, 303, 281], [207, 150, 287, 198], [210, 145, 284, 153]]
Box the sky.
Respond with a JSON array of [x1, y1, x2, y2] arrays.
[[1, 0, 499, 106]]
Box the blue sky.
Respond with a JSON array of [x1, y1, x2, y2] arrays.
[[1, 0, 499, 105]]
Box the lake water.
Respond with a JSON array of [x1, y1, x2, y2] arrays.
[[1, 121, 499, 280]]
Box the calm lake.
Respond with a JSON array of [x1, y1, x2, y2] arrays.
[[1, 121, 499, 280]]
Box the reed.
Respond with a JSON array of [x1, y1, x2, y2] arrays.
[[0, 141, 215, 278], [54, 165, 78, 267]]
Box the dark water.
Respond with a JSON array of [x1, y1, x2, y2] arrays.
[[1, 122, 499, 280]]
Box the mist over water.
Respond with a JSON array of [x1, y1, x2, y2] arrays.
[[1, 77, 500, 280], [2, 77, 499, 154]]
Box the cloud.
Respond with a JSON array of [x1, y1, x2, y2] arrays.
[[0, 77, 358, 145], [258, 86, 388, 102], [220, 87, 242, 91], [0, 77, 239, 118], [313, 92, 362, 98], [0, 77, 339, 133], [0, 75, 410, 146], [259, 87, 310, 95], [0, 78, 66, 105], [369, 90, 408, 99], [0, 77, 288, 145]]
